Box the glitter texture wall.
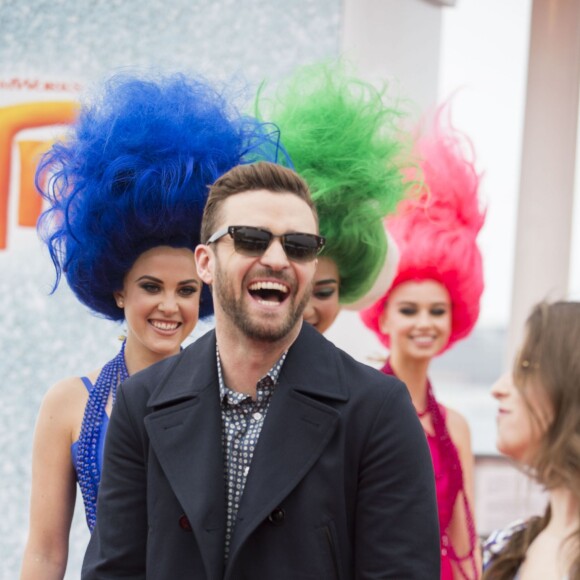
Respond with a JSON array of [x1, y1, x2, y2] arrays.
[[0, 1, 340, 577]]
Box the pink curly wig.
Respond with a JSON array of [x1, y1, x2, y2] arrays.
[[360, 105, 485, 353]]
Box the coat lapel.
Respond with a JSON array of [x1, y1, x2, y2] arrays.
[[144, 330, 225, 580], [226, 324, 348, 569]]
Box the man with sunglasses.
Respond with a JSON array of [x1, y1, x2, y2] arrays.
[[83, 162, 439, 579]]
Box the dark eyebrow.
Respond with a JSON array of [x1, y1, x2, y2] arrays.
[[315, 278, 339, 286], [136, 275, 199, 285], [395, 301, 449, 307], [136, 275, 163, 283]]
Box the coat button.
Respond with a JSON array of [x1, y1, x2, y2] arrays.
[[179, 514, 192, 532], [268, 507, 285, 525]]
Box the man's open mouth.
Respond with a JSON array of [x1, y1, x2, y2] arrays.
[[248, 281, 289, 305]]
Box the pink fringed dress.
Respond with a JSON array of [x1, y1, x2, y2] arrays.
[[382, 360, 478, 579]]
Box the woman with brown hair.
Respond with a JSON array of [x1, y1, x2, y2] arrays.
[[483, 301, 580, 579]]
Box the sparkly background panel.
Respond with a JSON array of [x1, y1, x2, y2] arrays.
[[0, 1, 340, 578]]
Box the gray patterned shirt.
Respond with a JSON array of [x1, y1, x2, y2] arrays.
[[216, 346, 287, 559]]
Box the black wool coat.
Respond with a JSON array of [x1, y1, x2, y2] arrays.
[[82, 323, 440, 579]]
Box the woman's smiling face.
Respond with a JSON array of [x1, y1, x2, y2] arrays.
[[114, 245, 201, 360], [380, 280, 452, 362]]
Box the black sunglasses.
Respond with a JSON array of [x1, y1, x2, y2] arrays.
[[206, 225, 325, 262]]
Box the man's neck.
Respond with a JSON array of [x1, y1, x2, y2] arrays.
[[215, 322, 302, 397]]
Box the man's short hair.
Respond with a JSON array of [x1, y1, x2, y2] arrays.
[[201, 161, 317, 244]]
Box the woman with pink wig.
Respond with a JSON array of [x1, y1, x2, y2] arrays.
[[360, 107, 484, 579]]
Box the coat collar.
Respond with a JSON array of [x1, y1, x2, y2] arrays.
[[146, 322, 350, 410], [146, 328, 218, 409], [144, 329, 224, 580], [279, 322, 350, 402]]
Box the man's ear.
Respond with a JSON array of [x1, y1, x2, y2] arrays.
[[195, 244, 214, 285]]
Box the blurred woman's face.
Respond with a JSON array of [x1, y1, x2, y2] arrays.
[[303, 257, 341, 334], [490, 371, 552, 465], [379, 280, 452, 363]]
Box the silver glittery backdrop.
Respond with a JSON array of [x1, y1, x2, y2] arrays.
[[0, 1, 340, 578]]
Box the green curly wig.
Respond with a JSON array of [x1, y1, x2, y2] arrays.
[[259, 62, 410, 304]]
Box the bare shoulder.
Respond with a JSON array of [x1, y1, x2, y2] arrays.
[[39, 370, 99, 435], [43, 375, 88, 406], [443, 406, 476, 492], [443, 406, 472, 450]]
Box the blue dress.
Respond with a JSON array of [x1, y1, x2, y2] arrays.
[[71, 343, 128, 530], [71, 376, 109, 484]]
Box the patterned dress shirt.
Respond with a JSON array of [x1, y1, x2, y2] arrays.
[[216, 346, 287, 559]]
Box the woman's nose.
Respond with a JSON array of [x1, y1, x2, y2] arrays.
[[416, 311, 431, 327], [491, 373, 510, 400], [158, 295, 178, 314]]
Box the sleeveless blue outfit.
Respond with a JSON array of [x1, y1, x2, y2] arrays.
[[71, 377, 109, 489], [70, 343, 129, 530]]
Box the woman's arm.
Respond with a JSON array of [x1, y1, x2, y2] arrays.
[[446, 408, 482, 579], [20, 377, 87, 580]]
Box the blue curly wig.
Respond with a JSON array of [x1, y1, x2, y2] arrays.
[[37, 72, 286, 320]]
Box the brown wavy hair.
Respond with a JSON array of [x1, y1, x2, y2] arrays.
[[200, 161, 316, 245], [484, 301, 580, 579]]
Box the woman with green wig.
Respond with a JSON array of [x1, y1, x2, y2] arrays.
[[260, 62, 409, 333]]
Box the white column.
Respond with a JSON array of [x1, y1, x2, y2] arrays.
[[507, 0, 580, 364]]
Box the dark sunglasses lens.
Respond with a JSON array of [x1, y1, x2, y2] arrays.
[[283, 234, 320, 261], [232, 227, 271, 256]]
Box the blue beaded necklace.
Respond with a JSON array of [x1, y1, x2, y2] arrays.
[[76, 341, 129, 531]]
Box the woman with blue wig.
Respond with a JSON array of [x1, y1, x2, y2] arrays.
[[20, 71, 283, 580]]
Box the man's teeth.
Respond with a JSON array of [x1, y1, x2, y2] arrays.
[[151, 321, 179, 330], [248, 281, 288, 293]]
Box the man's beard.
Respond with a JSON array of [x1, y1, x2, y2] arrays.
[[214, 261, 312, 342]]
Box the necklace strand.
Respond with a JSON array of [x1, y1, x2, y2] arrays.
[[76, 341, 129, 531]]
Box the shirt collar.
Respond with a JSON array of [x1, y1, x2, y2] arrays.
[[216, 344, 287, 405]]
